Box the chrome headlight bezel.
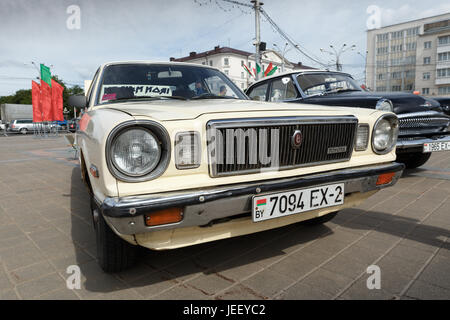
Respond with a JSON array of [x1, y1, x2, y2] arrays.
[[376, 99, 394, 112], [106, 120, 171, 183], [371, 114, 399, 155]]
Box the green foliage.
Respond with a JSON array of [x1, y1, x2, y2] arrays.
[[0, 75, 85, 119]]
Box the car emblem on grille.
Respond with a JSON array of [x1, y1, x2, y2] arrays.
[[291, 130, 303, 149]]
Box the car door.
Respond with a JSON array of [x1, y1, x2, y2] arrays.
[[267, 76, 300, 102]]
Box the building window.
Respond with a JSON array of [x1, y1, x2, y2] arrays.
[[391, 31, 404, 39], [422, 88, 430, 95], [224, 58, 229, 66], [391, 72, 402, 79], [241, 72, 244, 79], [378, 74, 384, 80], [424, 41, 432, 49], [376, 86, 387, 92], [392, 85, 402, 92], [241, 60, 244, 67], [406, 27, 420, 36], [437, 68, 450, 78], [438, 52, 450, 62], [202, 62, 205, 65], [241, 83, 245, 89], [423, 72, 431, 80], [391, 44, 403, 53], [377, 33, 389, 42], [405, 42, 416, 51], [224, 70, 229, 75], [405, 70, 415, 79], [248, 62, 252, 68], [209, 60, 213, 66], [377, 47, 388, 55], [438, 35, 450, 46], [438, 86, 450, 95], [424, 57, 431, 65]]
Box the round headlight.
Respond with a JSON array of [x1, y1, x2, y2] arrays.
[[111, 128, 161, 177], [372, 115, 399, 155], [376, 99, 393, 112]]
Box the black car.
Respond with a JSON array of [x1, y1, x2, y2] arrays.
[[246, 70, 450, 169]]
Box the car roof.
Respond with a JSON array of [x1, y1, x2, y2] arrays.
[[248, 69, 352, 86], [100, 60, 220, 72]]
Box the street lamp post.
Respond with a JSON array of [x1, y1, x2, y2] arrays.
[[357, 51, 368, 85], [320, 44, 356, 71], [273, 43, 299, 72]]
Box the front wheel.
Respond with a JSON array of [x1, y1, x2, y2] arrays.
[[91, 197, 137, 272], [396, 152, 431, 169], [20, 128, 28, 134]]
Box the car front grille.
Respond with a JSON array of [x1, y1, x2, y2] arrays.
[[207, 116, 358, 177], [398, 111, 450, 136]]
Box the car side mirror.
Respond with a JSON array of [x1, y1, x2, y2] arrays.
[[68, 94, 87, 109]]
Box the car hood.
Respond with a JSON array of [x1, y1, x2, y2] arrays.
[[303, 91, 442, 114], [93, 99, 378, 121]]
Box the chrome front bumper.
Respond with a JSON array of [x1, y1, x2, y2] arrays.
[[96, 162, 404, 236], [396, 134, 450, 150]]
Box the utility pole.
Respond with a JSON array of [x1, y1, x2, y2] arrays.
[[251, 0, 263, 80]]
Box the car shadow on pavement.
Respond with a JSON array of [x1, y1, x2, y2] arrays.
[[69, 167, 449, 297]]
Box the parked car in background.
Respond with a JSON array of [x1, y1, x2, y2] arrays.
[[0, 120, 5, 131], [246, 70, 450, 169], [8, 119, 34, 134], [68, 118, 80, 132], [69, 61, 403, 272]]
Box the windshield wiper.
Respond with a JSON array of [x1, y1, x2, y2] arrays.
[[191, 93, 238, 100], [106, 95, 187, 103]]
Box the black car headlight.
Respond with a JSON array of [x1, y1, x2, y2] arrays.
[[106, 121, 171, 182], [372, 114, 399, 155], [376, 99, 393, 112]]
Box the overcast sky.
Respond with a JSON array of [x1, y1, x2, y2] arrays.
[[1, 0, 450, 96]]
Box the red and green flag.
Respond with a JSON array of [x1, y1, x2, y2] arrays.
[[264, 63, 278, 77], [31, 80, 42, 123], [51, 79, 64, 121], [40, 64, 52, 87], [242, 64, 254, 78], [256, 199, 267, 207]]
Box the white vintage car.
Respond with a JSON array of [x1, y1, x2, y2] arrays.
[[69, 61, 404, 272]]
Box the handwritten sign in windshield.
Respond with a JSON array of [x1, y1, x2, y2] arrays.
[[102, 84, 172, 101]]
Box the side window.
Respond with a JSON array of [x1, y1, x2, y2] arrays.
[[269, 77, 298, 102], [247, 83, 269, 101]]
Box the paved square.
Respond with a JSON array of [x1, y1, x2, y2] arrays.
[[1, 134, 449, 300]]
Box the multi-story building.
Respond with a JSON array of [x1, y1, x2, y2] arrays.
[[171, 45, 314, 90], [366, 12, 450, 96]]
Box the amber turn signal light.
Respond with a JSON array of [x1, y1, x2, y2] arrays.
[[144, 208, 183, 227], [376, 172, 396, 186]]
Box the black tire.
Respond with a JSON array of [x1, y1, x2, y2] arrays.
[[397, 152, 431, 169], [303, 212, 338, 226], [20, 128, 28, 135], [92, 198, 137, 272]]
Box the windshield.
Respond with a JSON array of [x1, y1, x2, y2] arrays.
[[296, 73, 361, 97], [96, 63, 247, 104]]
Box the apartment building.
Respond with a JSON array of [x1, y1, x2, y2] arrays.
[[366, 12, 450, 96], [171, 45, 314, 90]]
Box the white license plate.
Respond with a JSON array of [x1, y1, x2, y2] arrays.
[[423, 141, 450, 153], [252, 183, 344, 223]]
